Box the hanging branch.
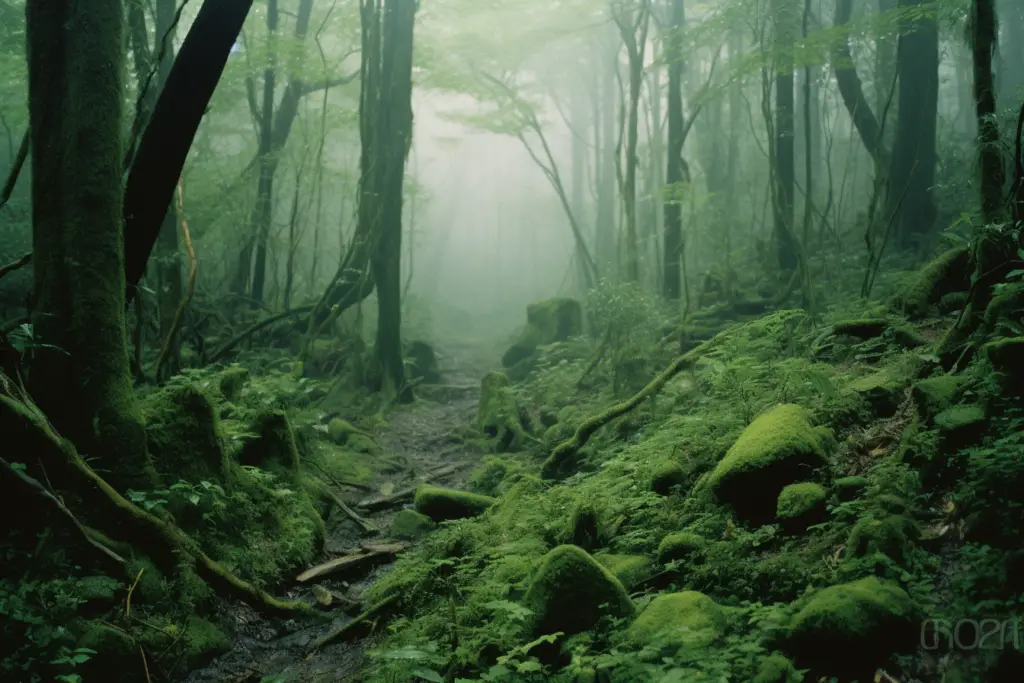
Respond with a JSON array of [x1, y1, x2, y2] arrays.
[[155, 180, 197, 379], [0, 127, 29, 210]]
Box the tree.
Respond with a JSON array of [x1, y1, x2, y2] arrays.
[[833, 0, 883, 160], [772, 0, 799, 273], [25, 0, 155, 488], [663, 0, 685, 300], [972, 0, 1004, 223]]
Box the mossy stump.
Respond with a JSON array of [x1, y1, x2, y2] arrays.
[[413, 486, 496, 522], [141, 383, 230, 485], [501, 297, 583, 369], [776, 482, 827, 532], [239, 409, 301, 476]]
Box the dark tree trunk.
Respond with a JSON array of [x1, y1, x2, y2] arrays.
[[594, 39, 618, 272], [773, 0, 798, 272], [26, 0, 155, 489], [974, 0, 1004, 223], [663, 0, 685, 300], [889, 0, 939, 248], [833, 0, 882, 159]]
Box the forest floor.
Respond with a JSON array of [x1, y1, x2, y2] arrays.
[[180, 340, 492, 683]]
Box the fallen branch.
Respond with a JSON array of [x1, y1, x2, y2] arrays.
[[296, 542, 409, 584], [311, 479, 377, 533], [356, 464, 459, 511], [306, 459, 374, 492], [207, 304, 315, 364], [0, 252, 31, 282], [542, 323, 746, 479], [0, 454, 125, 566], [0, 391, 320, 619], [307, 594, 400, 654]]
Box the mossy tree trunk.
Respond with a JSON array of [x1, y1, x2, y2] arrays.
[[772, 0, 799, 274], [594, 32, 619, 273], [369, 0, 417, 403], [833, 0, 882, 160], [26, 0, 156, 489], [662, 0, 685, 300], [972, 0, 1004, 224]]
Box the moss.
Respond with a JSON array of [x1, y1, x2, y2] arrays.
[[326, 417, 364, 445], [848, 370, 905, 417], [846, 515, 919, 565], [708, 404, 828, 524], [475, 371, 532, 451], [76, 622, 143, 683], [523, 545, 635, 638], [413, 486, 496, 522], [752, 653, 802, 683], [776, 482, 827, 531], [238, 409, 300, 476], [390, 509, 436, 540], [911, 374, 967, 422], [179, 616, 231, 668], [501, 297, 583, 368], [982, 337, 1024, 392], [650, 459, 687, 495], [141, 383, 230, 485], [657, 531, 707, 564], [596, 554, 653, 589], [935, 404, 988, 453], [627, 591, 725, 649], [831, 318, 890, 339], [892, 246, 971, 319], [567, 502, 602, 551], [406, 340, 441, 383], [783, 576, 918, 678], [833, 476, 869, 502], [217, 365, 250, 401]]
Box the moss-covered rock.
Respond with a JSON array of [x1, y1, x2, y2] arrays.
[[501, 297, 583, 369], [141, 383, 230, 485], [832, 476, 869, 502], [389, 509, 437, 540], [892, 246, 971, 319], [752, 653, 802, 683], [238, 409, 300, 475], [935, 404, 987, 452], [76, 622, 143, 683], [911, 374, 967, 423], [846, 515, 919, 565], [568, 502, 603, 551], [982, 337, 1024, 393], [217, 364, 250, 401], [776, 482, 827, 531], [523, 545, 635, 638], [782, 576, 918, 678], [476, 371, 532, 451], [708, 404, 828, 524], [848, 371, 905, 418], [657, 531, 707, 565], [651, 459, 687, 495], [406, 340, 442, 384], [413, 486, 496, 522], [627, 591, 725, 650], [596, 554, 653, 589]]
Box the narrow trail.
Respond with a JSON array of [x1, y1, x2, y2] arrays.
[[181, 341, 491, 683]]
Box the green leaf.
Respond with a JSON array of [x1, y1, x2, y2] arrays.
[[412, 669, 444, 682]]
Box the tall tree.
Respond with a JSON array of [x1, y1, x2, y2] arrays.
[[973, 0, 1004, 223], [833, 0, 883, 160], [662, 0, 685, 299], [772, 0, 799, 272], [26, 0, 155, 488]]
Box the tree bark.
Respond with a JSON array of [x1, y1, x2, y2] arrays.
[[26, 0, 155, 489], [973, 0, 1004, 223], [662, 0, 685, 300], [773, 0, 799, 272], [833, 0, 883, 159]]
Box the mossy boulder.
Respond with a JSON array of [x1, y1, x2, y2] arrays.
[[782, 576, 918, 679], [651, 460, 687, 495], [75, 622, 143, 683], [501, 297, 583, 369], [776, 482, 827, 532], [708, 404, 829, 524], [217, 364, 250, 401], [848, 371, 905, 418], [935, 404, 987, 452], [833, 476, 869, 502], [627, 591, 726, 650], [597, 554, 653, 589], [141, 383, 230, 485], [567, 502, 603, 551], [752, 653, 802, 683], [326, 417, 372, 446], [238, 409, 300, 476], [911, 374, 967, 423], [413, 486, 496, 522], [846, 515, 919, 565], [982, 337, 1024, 393], [892, 246, 971, 320], [657, 532, 707, 564], [389, 509, 436, 540], [476, 371, 532, 451], [523, 545, 635, 638], [406, 340, 441, 383]]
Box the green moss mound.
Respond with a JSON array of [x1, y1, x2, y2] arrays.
[[912, 374, 967, 423], [238, 409, 300, 475], [892, 246, 970, 319], [776, 482, 827, 531], [475, 371, 532, 451], [982, 337, 1024, 392], [523, 544, 635, 638], [627, 591, 725, 650], [708, 404, 828, 524], [141, 383, 230, 485], [848, 370, 906, 417], [752, 652, 802, 683], [501, 297, 583, 369], [597, 554, 653, 589], [217, 364, 250, 401], [413, 486, 496, 522], [833, 476, 869, 501], [390, 509, 436, 540], [650, 459, 687, 495], [846, 515, 919, 565], [657, 532, 707, 564], [783, 576, 918, 678], [406, 340, 442, 384]]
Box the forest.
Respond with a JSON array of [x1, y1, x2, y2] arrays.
[[1, 0, 1023, 681]]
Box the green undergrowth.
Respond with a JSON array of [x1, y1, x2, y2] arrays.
[[361, 292, 1024, 682]]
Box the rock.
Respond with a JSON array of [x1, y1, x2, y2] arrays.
[[782, 576, 918, 679], [832, 475, 869, 502], [567, 502, 602, 551], [475, 371, 531, 451], [406, 340, 441, 384], [911, 374, 967, 423], [752, 653, 802, 683], [708, 404, 829, 524], [650, 460, 687, 495], [934, 404, 987, 452], [848, 371, 905, 418], [627, 591, 725, 650], [596, 554, 653, 589], [657, 531, 707, 565], [217, 364, 250, 401], [239, 409, 301, 475], [523, 545, 635, 638], [981, 336, 1024, 394], [141, 383, 230, 484], [892, 246, 971, 320], [390, 509, 436, 540], [776, 482, 827, 532], [501, 297, 583, 369], [326, 417, 369, 446], [846, 515, 919, 565], [413, 486, 496, 522], [312, 585, 333, 606]]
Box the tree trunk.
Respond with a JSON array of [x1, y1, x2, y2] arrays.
[[595, 37, 618, 272], [773, 0, 798, 272], [26, 0, 155, 489], [833, 0, 882, 160], [570, 78, 590, 294], [889, 0, 939, 248], [662, 0, 684, 300], [973, 0, 1004, 223]]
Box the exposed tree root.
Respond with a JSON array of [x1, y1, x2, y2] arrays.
[[0, 392, 322, 620], [307, 594, 400, 654], [296, 542, 408, 583], [208, 304, 316, 364], [542, 324, 744, 479]]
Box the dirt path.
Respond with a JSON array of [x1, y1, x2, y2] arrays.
[[180, 342, 488, 683]]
